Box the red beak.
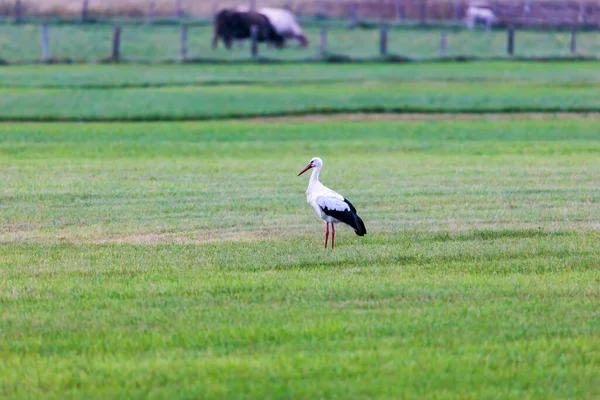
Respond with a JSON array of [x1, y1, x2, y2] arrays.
[[297, 163, 312, 176]]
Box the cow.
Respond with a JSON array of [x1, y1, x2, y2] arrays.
[[212, 9, 285, 50], [465, 3, 498, 31], [256, 7, 309, 47]]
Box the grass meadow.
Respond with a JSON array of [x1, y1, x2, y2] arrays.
[[2, 116, 600, 399], [1, 61, 600, 88], [1, 62, 600, 398], [3, 81, 600, 120], [1, 24, 600, 63], [1, 62, 600, 121]]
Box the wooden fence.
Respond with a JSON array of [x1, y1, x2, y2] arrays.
[[28, 22, 589, 63]]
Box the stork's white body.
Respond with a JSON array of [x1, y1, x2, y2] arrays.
[[306, 174, 348, 224], [298, 157, 366, 249]]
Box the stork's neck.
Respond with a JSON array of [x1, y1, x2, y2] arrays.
[[309, 166, 321, 185]]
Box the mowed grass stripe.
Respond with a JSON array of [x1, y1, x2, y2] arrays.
[[1, 115, 599, 398], [1, 81, 600, 121], [1, 117, 598, 244], [2, 62, 600, 88], [1, 241, 599, 399]]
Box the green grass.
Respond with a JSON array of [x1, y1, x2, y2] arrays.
[[2, 242, 599, 399], [1, 115, 599, 398], [1, 24, 599, 63], [1, 81, 599, 121], [2, 117, 599, 242], [2, 62, 600, 88], [2, 62, 599, 121]]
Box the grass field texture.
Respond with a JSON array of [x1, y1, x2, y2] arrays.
[[2, 24, 600, 63], [3, 82, 600, 120], [3, 62, 599, 87], [1, 115, 599, 398], [1, 62, 600, 121], [1, 61, 600, 398]]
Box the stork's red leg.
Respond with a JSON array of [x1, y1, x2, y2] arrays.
[[324, 223, 329, 248], [331, 223, 335, 249]]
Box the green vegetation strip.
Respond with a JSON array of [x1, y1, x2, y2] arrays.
[[2, 62, 600, 88], [1, 80, 599, 121], [1, 117, 599, 398], [1, 117, 599, 243], [3, 63, 599, 121]]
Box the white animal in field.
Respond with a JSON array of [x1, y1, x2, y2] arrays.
[[258, 7, 309, 47], [465, 5, 498, 30], [297, 157, 366, 249], [233, 6, 309, 47]]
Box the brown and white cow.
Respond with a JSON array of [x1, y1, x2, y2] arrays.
[[259, 7, 309, 47], [212, 9, 285, 50]]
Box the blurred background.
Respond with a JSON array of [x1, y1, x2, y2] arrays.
[[1, 0, 599, 62]]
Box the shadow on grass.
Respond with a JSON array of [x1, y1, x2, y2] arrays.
[[2, 106, 600, 123], [280, 250, 597, 274], [280, 254, 421, 270], [2, 54, 598, 68], [425, 228, 570, 243]]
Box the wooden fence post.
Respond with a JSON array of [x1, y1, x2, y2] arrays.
[[147, 1, 156, 24], [395, 0, 403, 23], [180, 25, 188, 61], [507, 27, 514, 56], [175, 0, 183, 18], [14, 0, 22, 23], [41, 25, 50, 62], [419, 0, 427, 25], [453, 0, 461, 21], [112, 26, 121, 62], [250, 25, 259, 59], [82, 0, 89, 22], [320, 26, 327, 57], [570, 25, 577, 54], [349, 3, 358, 28], [577, 1, 585, 23], [440, 31, 447, 57], [379, 25, 388, 56], [317, 0, 326, 18], [523, 0, 531, 26]]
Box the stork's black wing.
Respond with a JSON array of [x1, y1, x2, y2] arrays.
[[316, 196, 367, 236]]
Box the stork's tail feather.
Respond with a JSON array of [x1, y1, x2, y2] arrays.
[[353, 214, 367, 236]]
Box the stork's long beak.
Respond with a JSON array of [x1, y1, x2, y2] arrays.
[[297, 163, 312, 176]]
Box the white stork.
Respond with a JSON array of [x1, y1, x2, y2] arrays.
[[297, 157, 367, 249]]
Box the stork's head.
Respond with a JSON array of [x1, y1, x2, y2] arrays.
[[297, 157, 322, 176]]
